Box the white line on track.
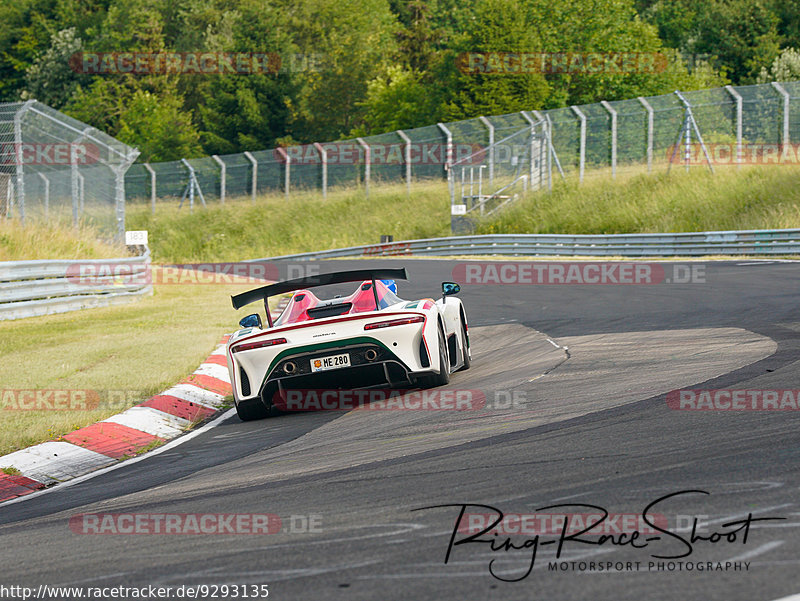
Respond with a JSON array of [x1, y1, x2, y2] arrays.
[[724, 540, 784, 563], [0, 408, 237, 509]]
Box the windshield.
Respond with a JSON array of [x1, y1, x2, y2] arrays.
[[273, 279, 404, 326]]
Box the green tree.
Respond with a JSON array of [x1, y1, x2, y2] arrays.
[[758, 47, 800, 83], [692, 0, 780, 84], [0, 0, 60, 100], [284, 0, 399, 141], [439, 0, 550, 120], [24, 27, 89, 107], [351, 65, 439, 135]]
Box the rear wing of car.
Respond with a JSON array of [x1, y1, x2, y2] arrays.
[[231, 268, 409, 327]]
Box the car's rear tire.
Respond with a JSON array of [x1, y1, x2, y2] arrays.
[[235, 397, 270, 421], [457, 318, 471, 371], [420, 325, 450, 388]]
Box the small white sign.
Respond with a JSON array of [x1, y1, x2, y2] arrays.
[[451, 204, 467, 216], [125, 230, 148, 245]]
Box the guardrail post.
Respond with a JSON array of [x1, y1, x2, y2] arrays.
[[771, 82, 790, 151], [478, 116, 494, 186], [600, 101, 618, 178], [724, 86, 743, 169], [356, 138, 370, 199], [276, 147, 290, 199], [243, 151, 258, 202], [211, 155, 225, 204], [637, 97, 654, 173], [38, 173, 49, 218], [397, 129, 412, 197], [143, 162, 156, 213], [571, 106, 587, 182]]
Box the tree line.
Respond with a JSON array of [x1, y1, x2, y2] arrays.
[[2, 0, 798, 161]]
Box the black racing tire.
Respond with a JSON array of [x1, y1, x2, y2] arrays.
[[457, 317, 471, 371], [420, 324, 450, 388], [235, 397, 270, 421]]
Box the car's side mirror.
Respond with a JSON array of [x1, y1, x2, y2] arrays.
[[441, 282, 461, 298], [239, 313, 263, 329]]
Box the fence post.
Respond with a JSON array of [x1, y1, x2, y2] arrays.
[[114, 156, 137, 240], [530, 111, 552, 192], [478, 116, 494, 186], [243, 151, 257, 202], [637, 97, 654, 173], [356, 137, 370, 199], [521, 111, 538, 187], [438, 122, 454, 202], [571, 106, 587, 182], [38, 173, 49, 218], [674, 90, 714, 174], [143, 162, 156, 213], [211, 155, 225, 204], [71, 127, 93, 226], [13, 101, 35, 224], [276, 147, 290, 199], [771, 82, 790, 150], [600, 101, 617, 178], [724, 85, 743, 169], [397, 129, 412, 197], [78, 172, 85, 213], [313, 143, 327, 199]]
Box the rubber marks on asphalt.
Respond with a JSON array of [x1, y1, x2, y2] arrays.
[[0, 337, 233, 502]]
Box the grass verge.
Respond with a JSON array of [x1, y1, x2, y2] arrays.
[[126, 181, 451, 263], [474, 166, 800, 235], [0, 277, 264, 456]]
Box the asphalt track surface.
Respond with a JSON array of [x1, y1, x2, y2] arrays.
[[2, 258, 800, 601]]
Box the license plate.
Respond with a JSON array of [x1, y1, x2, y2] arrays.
[[310, 353, 350, 372]]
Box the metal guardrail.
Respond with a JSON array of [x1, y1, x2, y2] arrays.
[[0, 250, 152, 320], [252, 229, 800, 262]]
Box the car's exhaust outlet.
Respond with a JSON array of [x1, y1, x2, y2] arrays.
[[284, 361, 297, 374], [365, 349, 378, 362]]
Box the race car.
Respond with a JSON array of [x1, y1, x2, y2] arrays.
[[227, 268, 470, 420]]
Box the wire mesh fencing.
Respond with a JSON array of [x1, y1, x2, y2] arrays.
[[122, 80, 800, 216], [0, 101, 139, 238], [5, 81, 800, 234]]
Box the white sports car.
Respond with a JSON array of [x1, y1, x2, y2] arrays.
[[227, 268, 470, 420]]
